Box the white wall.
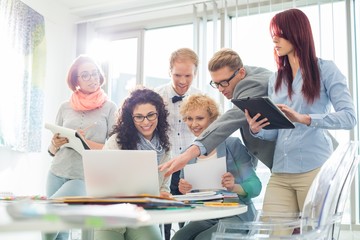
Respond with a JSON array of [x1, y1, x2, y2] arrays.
[[0, 0, 78, 196]]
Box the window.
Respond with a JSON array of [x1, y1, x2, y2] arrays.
[[143, 24, 194, 89], [0, 0, 46, 152], [107, 38, 139, 106]]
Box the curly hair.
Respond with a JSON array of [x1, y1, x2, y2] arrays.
[[180, 94, 220, 123], [111, 87, 170, 151]]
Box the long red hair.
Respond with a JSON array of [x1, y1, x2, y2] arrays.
[[270, 9, 320, 104]]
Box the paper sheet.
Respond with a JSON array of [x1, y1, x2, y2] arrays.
[[183, 157, 227, 190]]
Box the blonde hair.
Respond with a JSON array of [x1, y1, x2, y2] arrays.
[[208, 48, 243, 72], [180, 94, 219, 122], [169, 48, 199, 73]]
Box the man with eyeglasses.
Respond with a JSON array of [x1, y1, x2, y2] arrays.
[[160, 48, 276, 177]]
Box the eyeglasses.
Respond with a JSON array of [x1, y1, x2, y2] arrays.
[[133, 112, 158, 123], [209, 68, 240, 89], [77, 71, 100, 81]]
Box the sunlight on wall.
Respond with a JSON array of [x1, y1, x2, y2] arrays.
[[0, 148, 49, 196]]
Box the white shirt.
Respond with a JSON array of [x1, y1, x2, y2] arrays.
[[155, 83, 201, 158]]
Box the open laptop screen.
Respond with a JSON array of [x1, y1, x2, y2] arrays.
[[82, 150, 160, 197]]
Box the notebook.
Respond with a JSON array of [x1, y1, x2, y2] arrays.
[[82, 150, 160, 197]]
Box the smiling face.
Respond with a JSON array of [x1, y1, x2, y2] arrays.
[[183, 108, 212, 137], [77, 62, 100, 94], [170, 60, 196, 96], [133, 103, 158, 141]]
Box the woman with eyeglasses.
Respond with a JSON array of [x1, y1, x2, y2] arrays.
[[94, 87, 171, 240], [44, 55, 117, 240]]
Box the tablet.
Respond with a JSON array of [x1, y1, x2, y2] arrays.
[[232, 97, 295, 129]]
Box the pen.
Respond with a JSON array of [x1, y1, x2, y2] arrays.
[[204, 202, 239, 207], [82, 122, 97, 132]]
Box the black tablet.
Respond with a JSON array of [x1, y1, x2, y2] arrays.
[[232, 97, 295, 129]]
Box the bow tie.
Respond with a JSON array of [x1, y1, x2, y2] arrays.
[[172, 95, 184, 103]]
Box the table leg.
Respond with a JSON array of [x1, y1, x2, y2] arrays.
[[81, 229, 94, 240]]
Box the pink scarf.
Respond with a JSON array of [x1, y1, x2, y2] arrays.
[[70, 88, 108, 111]]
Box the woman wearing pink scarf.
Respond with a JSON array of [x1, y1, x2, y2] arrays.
[[44, 55, 117, 240]]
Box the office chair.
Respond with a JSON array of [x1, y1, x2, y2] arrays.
[[212, 141, 359, 240]]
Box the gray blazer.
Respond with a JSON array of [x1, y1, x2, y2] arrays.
[[196, 66, 276, 169]]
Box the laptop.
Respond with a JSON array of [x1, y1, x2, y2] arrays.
[[82, 150, 160, 197]]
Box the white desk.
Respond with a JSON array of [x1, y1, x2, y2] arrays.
[[147, 205, 247, 225], [0, 201, 247, 239]]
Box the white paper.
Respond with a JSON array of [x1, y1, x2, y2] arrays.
[[45, 123, 89, 155], [183, 157, 227, 190], [173, 192, 223, 202]]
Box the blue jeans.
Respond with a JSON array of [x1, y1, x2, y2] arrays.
[[94, 225, 162, 240], [42, 172, 86, 240]]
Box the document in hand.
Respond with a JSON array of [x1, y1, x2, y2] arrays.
[[45, 123, 90, 154], [184, 157, 227, 191], [232, 97, 295, 129]]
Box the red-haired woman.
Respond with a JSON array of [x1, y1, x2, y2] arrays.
[[245, 8, 356, 217], [44, 55, 117, 240]]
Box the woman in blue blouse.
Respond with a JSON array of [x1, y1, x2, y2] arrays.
[[245, 9, 356, 216], [172, 94, 261, 240]]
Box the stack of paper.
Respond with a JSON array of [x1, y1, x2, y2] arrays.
[[52, 195, 191, 210], [173, 191, 223, 202]]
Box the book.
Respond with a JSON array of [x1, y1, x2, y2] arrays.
[[232, 97, 295, 129], [45, 123, 90, 154]]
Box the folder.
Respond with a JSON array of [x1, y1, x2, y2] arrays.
[[45, 123, 90, 154], [232, 97, 295, 129]]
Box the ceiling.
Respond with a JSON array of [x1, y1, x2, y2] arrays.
[[52, 0, 275, 32], [55, 0, 208, 23]]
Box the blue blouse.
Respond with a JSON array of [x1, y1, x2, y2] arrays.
[[256, 59, 356, 173]]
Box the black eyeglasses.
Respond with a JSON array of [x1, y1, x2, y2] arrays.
[[133, 112, 158, 123], [209, 68, 240, 89], [77, 71, 100, 81]]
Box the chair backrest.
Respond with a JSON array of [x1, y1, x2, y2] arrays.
[[212, 224, 331, 240], [330, 155, 359, 239], [301, 141, 358, 232], [214, 141, 359, 240]]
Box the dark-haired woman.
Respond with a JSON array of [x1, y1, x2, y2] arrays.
[[94, 87, 171, 240]]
